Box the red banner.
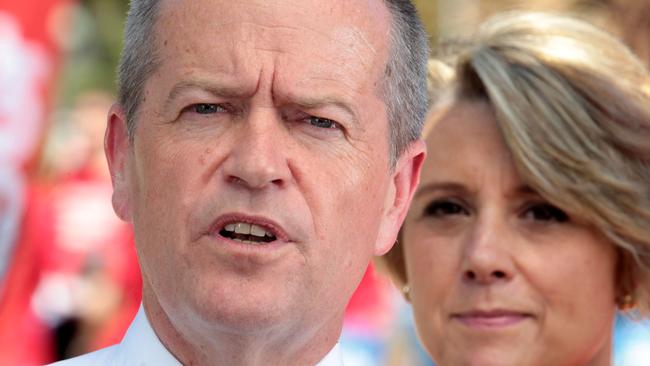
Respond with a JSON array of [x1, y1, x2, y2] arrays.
[[0, 0, 74, 364]]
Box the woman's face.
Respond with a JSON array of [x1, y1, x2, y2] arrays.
[[403, 101, 619, 366]]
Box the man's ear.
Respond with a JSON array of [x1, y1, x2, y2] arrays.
[[105, 103, 133, 222], [374, 139, 426, 255]]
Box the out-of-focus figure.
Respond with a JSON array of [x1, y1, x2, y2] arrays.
[[0, 91, 141, 365]]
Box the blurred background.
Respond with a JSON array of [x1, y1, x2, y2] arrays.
[[0, 0, 649, 365]]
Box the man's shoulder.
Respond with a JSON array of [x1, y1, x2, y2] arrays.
[[48, 345, 120, 366], [47, 305, 182, 366]]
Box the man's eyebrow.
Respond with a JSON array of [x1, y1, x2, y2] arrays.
[[414, 182, 469, 199], [290, 94, 360, 126], [164, 80, 250, 108]]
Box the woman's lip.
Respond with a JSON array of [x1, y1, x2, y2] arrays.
[[452, 310, 532, 328]]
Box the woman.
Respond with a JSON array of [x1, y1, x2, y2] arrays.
[[382, 12, 650, 366]]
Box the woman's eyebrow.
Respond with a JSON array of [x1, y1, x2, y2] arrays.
[[414, 182, 470, 200]]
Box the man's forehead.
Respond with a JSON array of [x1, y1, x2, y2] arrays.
[[153, 0, 393, 88], [157, 0, 392, 40]]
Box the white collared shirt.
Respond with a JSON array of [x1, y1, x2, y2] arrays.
[[50, 305, 344, 366]]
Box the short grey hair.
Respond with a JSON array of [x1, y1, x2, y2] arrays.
[[381, 0, 430, 166], [116, 0, 429, 166], [117, 0, 160, 135]]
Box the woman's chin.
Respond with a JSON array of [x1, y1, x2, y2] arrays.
[[431, 348, 529, 366], [424, 333, 538, 366]]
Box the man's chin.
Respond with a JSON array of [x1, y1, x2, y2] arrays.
[[180, 286, 304, 334]]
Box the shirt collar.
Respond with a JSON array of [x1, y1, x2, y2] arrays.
[[119, 305, 182, 365], [119, 305, 344, 366], [316, 342, 344, 366]]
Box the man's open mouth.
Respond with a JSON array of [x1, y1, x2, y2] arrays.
[[219, 222, 277, 244]]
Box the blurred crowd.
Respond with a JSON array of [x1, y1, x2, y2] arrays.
[[0, 0, 648, 365]]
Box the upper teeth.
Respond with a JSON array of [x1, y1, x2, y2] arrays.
[[224, 222, 272, 238]]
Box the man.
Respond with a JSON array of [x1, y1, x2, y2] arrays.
[[54, 0, 428, 365]]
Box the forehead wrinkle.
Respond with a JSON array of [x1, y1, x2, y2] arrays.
[[245, 21, 376, 69], [329, 26, 379, 69], [253, 47, 290, 55], [349, 27, 377, 55], [240, 21, 301, 41]]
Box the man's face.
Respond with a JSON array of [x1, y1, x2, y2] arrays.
[[107, 0, 423, 336]]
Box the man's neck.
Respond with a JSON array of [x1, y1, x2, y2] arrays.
[[143, 293, 342, 366]]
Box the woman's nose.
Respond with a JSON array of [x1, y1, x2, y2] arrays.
[[460, 219, 516, 285]]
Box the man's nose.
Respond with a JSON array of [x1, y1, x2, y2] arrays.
[[220, 109, 291, 190], [460, 218, 515, 285]]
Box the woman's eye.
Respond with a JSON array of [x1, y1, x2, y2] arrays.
[[423, 200, 468, 217], [191, 103, 227, 114], [307, 116, 340, 129], [523, 203, 569, 223]]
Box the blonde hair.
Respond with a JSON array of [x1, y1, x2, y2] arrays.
[[382, 12, 650, 316]]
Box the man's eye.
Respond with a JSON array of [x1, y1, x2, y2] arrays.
[[307, 116, 340, 129], [191, 103, 226, 114], [423, 200, 468, 217], [522, 203, 569, 223]]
